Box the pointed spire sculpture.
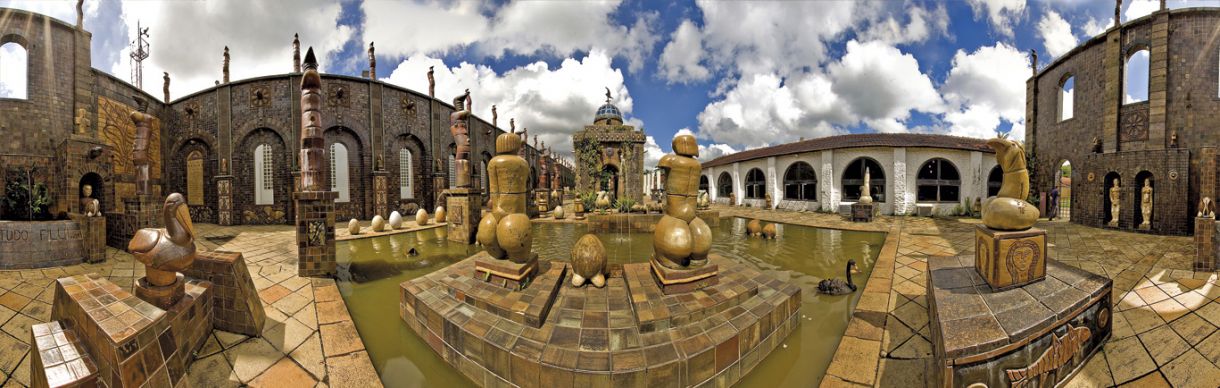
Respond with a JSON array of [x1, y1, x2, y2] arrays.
[[222, 46, 230, 83], [299, 48, 324, 191], [163, 72, 170, 102], [292, 33, 301, 73], [427, 66, 435, 97], [368, 41, 376, 80]]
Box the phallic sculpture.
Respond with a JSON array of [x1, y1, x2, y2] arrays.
[[222, 46, 230, 83], [74, 108, 90, 135], [367, 42, 376, 79], [981, 138, 1040, 230], [1140, 179, 1153, 229], [570, 234, 607, 288], [492, 105, 498, 127], [299, 48, 326, 191], [292, 33, 301, 73], [127, 193, 196, 307], [859, 168, 873, 204], [450, 90, 473, 188], [653, 134, 712, 268], [1199, 197, 1215, 218], [389, 211, 403, 229], [163, 72, 170, 102], [1108, 178, 1122, 227], [130, 96, 154, 196], [427, 66, 435, 97], [80, 184, 100, 217], [477, 132, 534, 263], [348, 219, 360, 235]]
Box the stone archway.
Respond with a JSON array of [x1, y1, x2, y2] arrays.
[[601, 164, 620, 201]]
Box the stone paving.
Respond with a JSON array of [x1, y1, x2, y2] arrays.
[[712, 205, 1220, 388], [0, 224, 381, 388]]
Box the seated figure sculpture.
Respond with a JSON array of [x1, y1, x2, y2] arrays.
[[981, 137, 1039, 230], [653, 134, 712, 268], [477, 132, 534, 263]]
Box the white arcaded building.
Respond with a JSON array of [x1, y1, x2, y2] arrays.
[[700, 133, 1005, 216]]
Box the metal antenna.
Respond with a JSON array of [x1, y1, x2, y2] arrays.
[[129, 21, 150, 88]]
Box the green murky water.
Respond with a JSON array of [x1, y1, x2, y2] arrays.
[[334, 217, 886, 388]]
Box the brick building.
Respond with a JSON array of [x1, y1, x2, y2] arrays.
[[1026, 6, 1220, 235], [572, 98, 646, 203], [0, 7, 570, 226]]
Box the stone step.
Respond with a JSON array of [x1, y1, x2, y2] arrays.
[[29, 321, 98, 388]]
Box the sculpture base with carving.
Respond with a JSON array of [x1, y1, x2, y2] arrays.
[[851, 202, 874, 222], [974, 226, 1047, 291], [295, 190, 338, 278], [445, 187, 481, 244]]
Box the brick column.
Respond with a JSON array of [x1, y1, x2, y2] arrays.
[[1103, 28, 1122, 153], [295, 191, 338, 277], [1148, 12, 1170, 149], [216, 175, 233, 225], [1197, 217, 1216, 272]]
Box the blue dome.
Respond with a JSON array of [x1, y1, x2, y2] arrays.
[[595, 102, 622, 124]]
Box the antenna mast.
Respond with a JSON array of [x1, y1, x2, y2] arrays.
[[129, 21, 150, 89]]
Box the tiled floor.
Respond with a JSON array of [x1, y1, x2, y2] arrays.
[[712, 206, 1220, 388], [1, 208, 1217, 387], [0, 224, 381, 388]]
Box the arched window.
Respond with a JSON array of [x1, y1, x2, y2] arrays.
[[717, 172, 733, 197], [699, 175, 709, 193], [399, 149, 413, 199], [745, 168, 766, 199], [1124, 49, 1149, 104], [186, 151, 204, 205], [254, 144, 274, 205], [1059, 75, 1074, 121], [916, 158, 960, 202], [330, 143, 350, 202], [842, 158, 885, 202], [0, 42, 27, 99], [987, 165, 1003, 197], [783, 162, 817, 201]]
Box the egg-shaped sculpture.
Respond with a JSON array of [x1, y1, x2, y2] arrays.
[[553, 205, 565, 219], [416, 209, 429, 226], [570, 234, 607, 288], [435, 206, 447, 224], [348, 218, 361, 235], [371, 215, 386, 232], [388, 211, 403, 229]]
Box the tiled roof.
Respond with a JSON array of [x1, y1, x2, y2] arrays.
[[701, 133, 995, 168]]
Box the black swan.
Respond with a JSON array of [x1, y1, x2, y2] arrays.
[[818, 259, 860, 295]]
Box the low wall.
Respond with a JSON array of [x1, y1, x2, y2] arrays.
[[586, 210, 720, 233], [0, 220, 85, 269]]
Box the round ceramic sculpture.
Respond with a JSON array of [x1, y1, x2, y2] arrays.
[[570, 234, 607, 288], [689, 218, 712, 261], [654, 215, 693, 267], [761, 223, 777, 239], [388, 211, 403, 229], [553, 205, 565, 219], [747, 219, 762, 236], [348, 218, 360, 235], [477, 215, 505, 258], [371, 215, 386, 232], [495, 213, 533, 263], [416, 209, 429, 226], [981, 138, 1039, 230], [435, 206, 446, 223]]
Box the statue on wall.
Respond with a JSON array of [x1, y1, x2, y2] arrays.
[[292, 33, 301, 73], [368, 41, 376, 79], [476, 132, 533, 263], [427, 66, 435, 97], [1092, 137, 1102, 153], [299, 48, 325, 191], [1199, 197, 1215, 218], [163, 72, 170, 102], [1169, 130, 1178, 148], [1108, 178, 1121, 227], [74, 108, 90, 135], [80, 184, 100, 217], [450, 89, 473, 188], [130, 96, 153, 196], [223, 46, 230, 83], [1140, 179, 1153, 229], [492, 105, 497, 127], [509, 118, 515, 133], [653, 134, 712, 269], [75, 0, 84, 28], [981, 137, 1040, 230], [859, 167, 873, 204], [1029, 49, 1038, 76]]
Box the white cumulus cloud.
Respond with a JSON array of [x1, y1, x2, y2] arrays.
[[966, 0, 1027, 37], [1038, 10, 1077, 58], [941, 43, 1030, 138], [658, 19, 710, 84]]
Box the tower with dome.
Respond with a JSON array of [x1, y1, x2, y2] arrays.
[[572, 89, 646, 202]]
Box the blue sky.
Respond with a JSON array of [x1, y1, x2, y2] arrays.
[[0, 0, 1188, 165]]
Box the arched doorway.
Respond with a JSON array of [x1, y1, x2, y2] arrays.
[[600, 165, 619, 200], [1054, 161, 1072, 221], [699, 175, 709, 194]]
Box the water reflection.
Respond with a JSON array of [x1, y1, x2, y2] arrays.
[[335, 218, 886, 388]]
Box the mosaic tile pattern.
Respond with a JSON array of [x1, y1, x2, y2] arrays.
[[28, 322, 97, 388], [182, 251, 265, 336]]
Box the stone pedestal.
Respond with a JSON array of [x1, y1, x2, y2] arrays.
[[372, 172, 389, 218], [474, 252, 540, 291], [47, 274, 213, 388], [648, 256, 719, 295], [182, 251, 266, 336], [851, 203, 874, 222], [534, 188, 550, 215], [445, 187, 481, 244], [1197, 217, 1217, 272], [135, 273, 186, 309], [975, 226, 1047, 291], [216, 175, 234, 226], [295, 190, 338, 277]]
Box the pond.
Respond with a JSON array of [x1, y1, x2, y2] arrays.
[[334, 217, 886, 387]]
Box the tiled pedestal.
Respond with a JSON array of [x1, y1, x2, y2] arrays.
[[927, 256, 1111, 388], [974, 226, 1047, 291], [29, 322, 98, 388], [445, 188, 482, 244], [646, 256, 718, 295], [295, 190, 338, 277], [70, 215, 106, 263], [851, 203, 874, 222], [1196, 216, 1216, 272], [473, 251, 545, 292], [401, 253, 800, 387], [40, 273, 213, 387], [182, 251, 266, 336]]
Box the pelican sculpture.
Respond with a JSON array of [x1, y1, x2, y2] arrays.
[[817, 259, 860, 295], [128, 193, 197, 287]]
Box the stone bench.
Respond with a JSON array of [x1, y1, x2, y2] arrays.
[[29, 322, 98, 388]]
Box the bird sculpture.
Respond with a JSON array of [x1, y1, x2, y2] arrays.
[[817, 259, 860, 296], [128, 193, 197, 287]]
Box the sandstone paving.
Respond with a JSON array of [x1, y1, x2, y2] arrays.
[[712, 205, 1220, 387], [0, 223, 381, 387]]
